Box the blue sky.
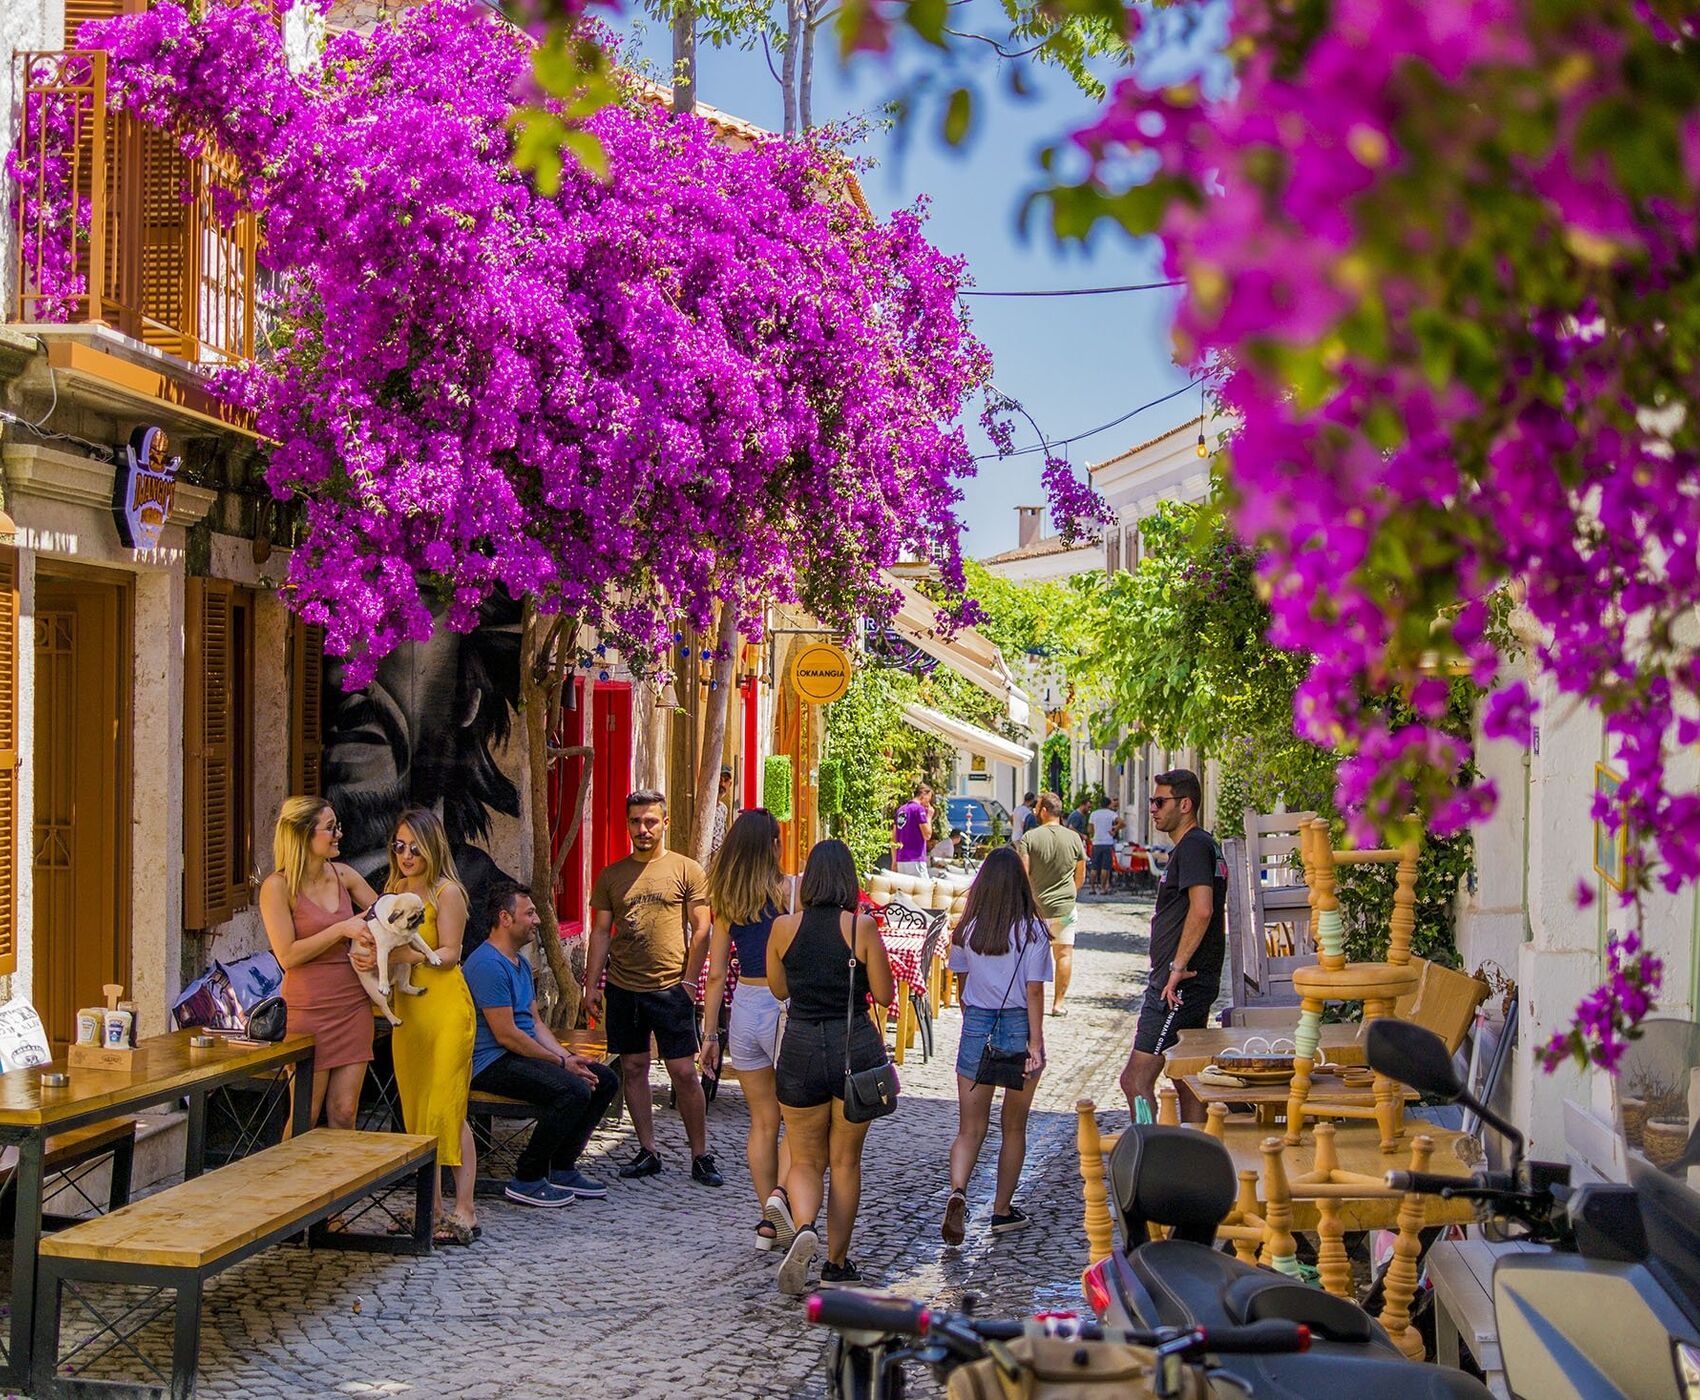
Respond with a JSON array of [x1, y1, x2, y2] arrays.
[[619, 14, 1205, 554]]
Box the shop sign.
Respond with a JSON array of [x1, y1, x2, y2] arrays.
[[112, 425, 179, 550], [790, 642, 853, 704]]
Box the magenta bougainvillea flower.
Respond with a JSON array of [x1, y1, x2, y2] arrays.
[[18, 0, 1001, 685]]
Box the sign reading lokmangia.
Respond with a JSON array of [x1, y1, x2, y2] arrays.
[[790, 642, 853, 704], [111, 425, 180, 550]]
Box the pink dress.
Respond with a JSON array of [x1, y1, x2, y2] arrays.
[[281, 880, 374, 1070]]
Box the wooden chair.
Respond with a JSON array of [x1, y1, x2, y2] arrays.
[[1225, 837, 1304, 1023], [1286, 820, 1423, 1151], [1247, 811, 1316, 963]]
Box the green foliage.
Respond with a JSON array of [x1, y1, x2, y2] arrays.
[[817, 758, 846, 817], [961, 559, 1094, 668], [1041, 730, 1071, 795], [763, 755, 795, 823], [821, 666, 952, 872], [1336, 830, 1474, 970], [1071, 781, 1107, 811]]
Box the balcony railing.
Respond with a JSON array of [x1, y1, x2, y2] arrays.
[[12, 49, 257, 367]]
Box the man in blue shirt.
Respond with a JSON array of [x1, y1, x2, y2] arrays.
[[464, 879, 619, 1207]]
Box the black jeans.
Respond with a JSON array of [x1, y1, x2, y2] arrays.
[[472, 1053, 620, 1183]]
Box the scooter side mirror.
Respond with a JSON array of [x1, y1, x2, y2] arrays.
[[1366, 1020, 1462, 1101]]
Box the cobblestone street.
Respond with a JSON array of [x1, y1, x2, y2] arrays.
[[31, 896, 1157, 1400]]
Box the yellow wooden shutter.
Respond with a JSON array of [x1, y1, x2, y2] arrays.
[[185, 578, 236, 929], [63, 0, 142, 46], [289, 619, 324, 798], [0, 548, 18, 977]]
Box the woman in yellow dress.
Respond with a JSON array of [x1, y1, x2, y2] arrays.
[[386, 806, 478, 1245]]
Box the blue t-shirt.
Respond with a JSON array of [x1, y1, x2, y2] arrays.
[[464, 940, 536, 1076]]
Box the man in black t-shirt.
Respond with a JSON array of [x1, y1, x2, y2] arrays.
[[1118, 768, 1227, 1118]]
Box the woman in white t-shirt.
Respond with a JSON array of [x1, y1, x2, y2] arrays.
[[941, 847, 1053, 1245]]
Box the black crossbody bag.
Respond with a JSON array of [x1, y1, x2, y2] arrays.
[[842, 925, 899, 1124], [972, 928, 1031, 1091]]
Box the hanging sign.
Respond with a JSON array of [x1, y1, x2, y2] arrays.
[[112, 425, 180, 550], [790, 642, 853, 705]]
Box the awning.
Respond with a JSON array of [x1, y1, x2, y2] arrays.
[[882, 575, 1036, 731], [901, 702, 1034, 767]]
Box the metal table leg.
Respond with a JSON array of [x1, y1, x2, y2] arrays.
[[184, 1089, 208, 1180], [4, 1132, 46, 1387]]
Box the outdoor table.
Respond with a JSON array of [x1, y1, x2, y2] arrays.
[[1163, 1024, 1365, 1081], [0, 1029, 316, 1387], [877, 919, 938, 1066], [1175, 1071, 1417, 1128]]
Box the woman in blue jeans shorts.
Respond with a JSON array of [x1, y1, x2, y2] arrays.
[[942, 846, 1053, 1244]]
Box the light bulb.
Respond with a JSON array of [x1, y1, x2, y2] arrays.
[[1195, 432, 1208, 459]]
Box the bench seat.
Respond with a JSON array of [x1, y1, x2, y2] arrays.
[[32, 1129, 436, 1398], [1, 1117, 138, 1231]]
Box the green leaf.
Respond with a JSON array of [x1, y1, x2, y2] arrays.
[[908, 0, 949, 45], [942, 86, 974, 147]]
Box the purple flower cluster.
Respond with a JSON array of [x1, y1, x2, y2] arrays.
[[1540, 932, 1663, 1075], [46, 0, 990, 683], [6, 56, 97, 321], [1069, 0, 1700, 888]]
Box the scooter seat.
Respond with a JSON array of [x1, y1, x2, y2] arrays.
[[1128, 1239, 1399, 1355], [1221, 1272, 1380, 1345]]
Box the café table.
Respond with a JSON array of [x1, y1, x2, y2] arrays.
[[0, 1029, 316, 1387], [1175, 1070, 1417, 1128], [871, 908, 943, 1066], [1163, 1023, 1366, 1081]]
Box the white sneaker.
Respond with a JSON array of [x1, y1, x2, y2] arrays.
[[764, 1188, 797, 1250], [778, 1227, 818, 1296]]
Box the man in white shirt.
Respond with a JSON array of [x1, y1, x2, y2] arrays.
[[1087, 801, 1120, 895], [1009, 792, 1036, 842]]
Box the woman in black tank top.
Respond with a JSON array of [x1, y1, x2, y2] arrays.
[[765, 840, 895, 1295]]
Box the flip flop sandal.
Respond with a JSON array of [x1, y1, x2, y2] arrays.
[[434, 1218, 475, 1247]]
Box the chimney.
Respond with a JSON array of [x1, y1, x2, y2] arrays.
[[1016, 505, 1043, 549]]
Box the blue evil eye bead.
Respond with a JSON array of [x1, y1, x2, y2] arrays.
[[599, 670, 609, 681], [680, 646, 692, 658], [595, 643, 607, 656], [709, 681, 718, 691], [673, 631, 684, 644]]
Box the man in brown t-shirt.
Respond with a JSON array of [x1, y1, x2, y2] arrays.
[[585, 789, 719, 1186]]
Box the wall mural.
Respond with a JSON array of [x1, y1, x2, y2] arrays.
[[322, 593, 524, 945]]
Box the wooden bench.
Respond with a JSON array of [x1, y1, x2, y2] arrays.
[[2, 1117, 138, 1231], [1428, 1236, 1545, 1397], [31, 1128, 436, 1399]]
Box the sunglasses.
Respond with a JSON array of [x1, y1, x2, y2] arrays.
[[1148, 796, 1174, 809], [391, 840, 425, 860]]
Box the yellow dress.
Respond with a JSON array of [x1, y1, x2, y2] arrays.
[[390, 892, 476, 1167]]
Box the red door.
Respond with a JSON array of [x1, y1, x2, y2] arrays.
[[548, 678, 588, 934], [591, 683, 632, 875], [741, 676, 759, 811]]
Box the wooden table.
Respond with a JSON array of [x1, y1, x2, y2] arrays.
[[0, 1030, 316, 1386], [1176, 1072, 1417, 1127], [1163, 1023, 1365, 1081]]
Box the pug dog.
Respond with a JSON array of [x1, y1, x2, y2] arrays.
[[354, 891, 441, 1025]]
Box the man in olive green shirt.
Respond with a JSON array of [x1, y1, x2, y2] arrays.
[[1017, 791, 1087, 1016]]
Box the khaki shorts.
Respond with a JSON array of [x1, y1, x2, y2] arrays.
[[1046, 911, 1079, 947]]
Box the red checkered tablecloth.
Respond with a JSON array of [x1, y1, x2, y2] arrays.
[[859, 896, 935, 1006]]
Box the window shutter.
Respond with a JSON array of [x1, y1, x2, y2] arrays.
[[185, 578, 236, 929], [64, 0, 141, 46], [289, 619, 324, 798], [0, 548, 18, 977]]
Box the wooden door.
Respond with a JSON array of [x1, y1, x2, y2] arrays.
[[591, 683, 632, 876], [34, 575, 130, 1045]]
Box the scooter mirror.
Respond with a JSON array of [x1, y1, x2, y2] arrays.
[[1366, 1019, 1462, 1101]]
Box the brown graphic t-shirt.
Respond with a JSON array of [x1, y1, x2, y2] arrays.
[[590, 851, 710, 992]]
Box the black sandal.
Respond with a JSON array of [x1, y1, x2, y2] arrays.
[[755, 1219, 779, 1252]]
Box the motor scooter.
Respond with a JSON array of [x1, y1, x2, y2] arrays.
[[1080, 1113, 1492, 1397], [1365, 1015, 1700, 1400]]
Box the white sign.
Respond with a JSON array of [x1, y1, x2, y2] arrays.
[[0, 999, 52, 1071]]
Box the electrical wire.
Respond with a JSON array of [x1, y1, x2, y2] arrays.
[[976, 377, 1204, 462], [959, 279, 1183, 298]]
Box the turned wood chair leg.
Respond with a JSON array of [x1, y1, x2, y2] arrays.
[[1077, 1099, 1114, 1266], [1259, 1136, 1302, 1278], [1379, 1134, 1434, 1359]]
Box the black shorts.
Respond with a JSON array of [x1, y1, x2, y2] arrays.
[[1090, 844, 1115, 874], [604, 982, 699, 1061], [1133, 973, 1217, 1056], [776, 1016, 887, 1110]]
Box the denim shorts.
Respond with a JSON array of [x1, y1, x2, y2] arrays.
[[955, 1005, 1030, 1080]]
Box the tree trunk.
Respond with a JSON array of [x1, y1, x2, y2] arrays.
[[782, 0, 802, 138], [671, 3, 698, 116], [520, 600, 591, 1033], [800, 0, 817, 135], [689, 604, 740, 866]]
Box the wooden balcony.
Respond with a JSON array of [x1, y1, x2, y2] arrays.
[[12, 49, 257, 368]]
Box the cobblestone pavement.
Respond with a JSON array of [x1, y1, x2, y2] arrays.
[[28, 895, 1160, 1400]]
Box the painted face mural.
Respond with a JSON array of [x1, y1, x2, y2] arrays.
[[322, 593, 523, 938]]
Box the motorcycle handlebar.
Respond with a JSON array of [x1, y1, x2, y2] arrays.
[[806, 1293, 1310, 1357], [1386, 1169, 1472, 1195]]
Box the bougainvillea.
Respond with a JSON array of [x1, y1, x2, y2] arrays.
[[6, 56, 96, 322], [1541, 931, 1664, 1074], [57, 0, 990, 684], [1040, 0, 1700, 903]]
